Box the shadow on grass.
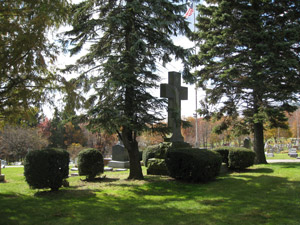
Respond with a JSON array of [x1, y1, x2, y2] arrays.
[[34, 188, 98, 198], [241, 167, 274, 174], [1, 164, 300, 225], [80, 177, 120, 183], [280, 164, 298, 168]]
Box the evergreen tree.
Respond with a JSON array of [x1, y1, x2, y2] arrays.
[[48, 108, 66, 149], [189, 0, 300, 163], [0, 0, 69, 119], [64, 0, 195, 179]]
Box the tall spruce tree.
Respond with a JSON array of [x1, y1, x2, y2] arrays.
[[64, 0, 195, 179], [188, 0, 300, 163], [0, 0, 69, 119]]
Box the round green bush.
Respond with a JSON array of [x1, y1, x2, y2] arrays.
[[24, 148, 69, 191], [78, 148, 104, 180], [166, 148, 222, 182], [228, 147, 256, 170]]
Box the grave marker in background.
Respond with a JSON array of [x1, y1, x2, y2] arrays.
[[0, 160, 5, 182]]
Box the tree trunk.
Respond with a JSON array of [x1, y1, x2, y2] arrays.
[[122, 128, 144, 180], [253, 122, 267, 164]]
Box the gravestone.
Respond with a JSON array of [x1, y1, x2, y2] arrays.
[[0, 160, 5, 182], [112, 144, 129, 161], [288, 148, 298, 158], [266, 148, 275, 157], [108, 142, 129, 169], [243, 138, 251, 149], [160, 71, 188, 142]]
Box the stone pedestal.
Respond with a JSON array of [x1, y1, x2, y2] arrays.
[[108, 160, 130, 169]]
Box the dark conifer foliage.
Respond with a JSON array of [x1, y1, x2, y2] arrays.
[[64, 0, 196, 179], [189, 0, 300, 163]]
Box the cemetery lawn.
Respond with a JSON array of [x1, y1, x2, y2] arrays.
[[1, 164, 300, 225], [266, 153, 299, 160]]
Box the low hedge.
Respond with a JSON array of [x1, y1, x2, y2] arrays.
[[24, 148, 69, 191], [166, 148, 222, 182], [142, 142, 171, 167], [78, 148, 104, 180], [228, 147, 256, 170], [212, 147, 230, 164], [147, 158, 169, 176], [213, 147, 256, 170]]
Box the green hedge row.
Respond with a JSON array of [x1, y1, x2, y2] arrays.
[[166, 148, 222, 182], [213, 147, 256, 170], [142, 142, 170, 167], [147, 158, 169, 176]]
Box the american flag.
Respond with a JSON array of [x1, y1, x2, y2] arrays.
[[184, 2, 194, 18]]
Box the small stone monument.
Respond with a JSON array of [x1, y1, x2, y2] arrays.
[[0, 160, 5, 182], [108, 141, 130, 169], [160, 71, 188, 143], [243, 137, 251, 149], [288, 148, 298, 158], [266, 148, 275, 157]]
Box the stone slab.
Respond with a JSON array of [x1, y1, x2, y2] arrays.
[[104, 167, 113, 171], [108, 160, 130, 169], [115, 168, 128, 172], [288, 153, 298, 158]]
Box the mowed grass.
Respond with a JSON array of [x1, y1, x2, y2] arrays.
[[266, 153, 299, 160], [1, 164, 300, 225]]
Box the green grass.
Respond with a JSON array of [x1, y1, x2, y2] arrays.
[[1, 164, 300, 225], [266, 153, 299, 160]]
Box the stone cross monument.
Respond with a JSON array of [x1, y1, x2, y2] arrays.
[[160, 71, 188, 142]]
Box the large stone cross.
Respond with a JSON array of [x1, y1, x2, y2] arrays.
[[160, 71, 188, 142]]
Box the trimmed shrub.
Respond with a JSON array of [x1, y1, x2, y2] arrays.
[[166, 148, 222, 182], [228, 147, 256, 170], [24, 148, 69, 191], [212, 147, 231, 164], [78, 148, 104, 180], [147, 158, 169, 176], [142, 142, 171, 167]]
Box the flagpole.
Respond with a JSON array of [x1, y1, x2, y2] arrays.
[[184, 1, 198, 147], [193, 1, 199, 148]]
